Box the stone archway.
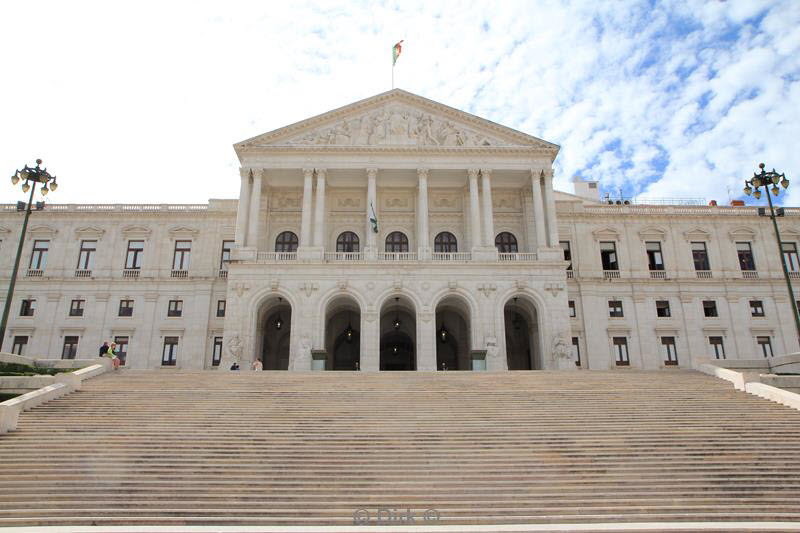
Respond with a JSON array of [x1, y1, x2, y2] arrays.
[[503, 296, 541, 370], [325, 295, 361, 370], [379, 295, 416, 371], [435, 295, 471, 371], [256, 296, 292, 370]]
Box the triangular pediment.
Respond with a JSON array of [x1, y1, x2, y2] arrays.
[[236, 89, 558, 154]]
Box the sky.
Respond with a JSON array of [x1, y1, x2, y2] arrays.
[[1, 0, 799, 206]]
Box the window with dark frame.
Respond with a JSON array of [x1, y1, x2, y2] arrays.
[[216, 300, 226, 318], [212, 336, 223, 367], [600, 241, 618, 270], [736, 242, 756, 271], [571, 337, 581, 367], [691, 241, 710, 271], [173, 240, 191, 271], [61, 336, 79, 360], [20, 299, 36, 317], [385, 231, 409, 253], [749, 300, 764, 317], [118, 299, 134, 317], [782, 242, 799, 272], [709, 336, 725, 359], [568, 300, 576, 318], [11, 336, 28, 356], [613, 337, 630, 366], [662, 336, 678, 365], [275, 231, 299, 252], [757, 336, 773, 358], [608, 300, 624, 318], [560, 241, 572, 270], [646, 241, 664, 271], [76, 240, 96, 270], [168, 300, 183, 317], [162, 336, 179, 366], [434, 232, 458, 253], [655, 300, 671, 318], [29, 240, 49, 270], [125, 240, 144, 269], [114, 336, 129, 366], [703, 300, 718, 318], [494, 232, 518, 253], [336, 232, 360, 253], [69, 299, 85, 317], [220, 240, 234, 269]]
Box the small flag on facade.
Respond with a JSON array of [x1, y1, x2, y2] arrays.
[[370, 202, 379, 233], [392, 40, 404, 66]]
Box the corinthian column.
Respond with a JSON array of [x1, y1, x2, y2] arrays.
[[247, 168, 263, 249], [312, 168, 326, 248], [299, 168, 314, 248], [234, 168, 252, 246], [468, 168, 482, 248], [531, 169, 547, 249], [417, 168, 430, 255], [542, 169, 558, 246], [481, 169, 495, 247]]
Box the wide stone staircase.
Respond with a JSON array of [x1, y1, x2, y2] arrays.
[[1, 370, 800, 528]]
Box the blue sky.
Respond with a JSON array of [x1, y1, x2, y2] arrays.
[[1, 0, 798, 206]]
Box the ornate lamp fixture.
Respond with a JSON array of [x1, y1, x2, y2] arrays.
[[344, 311, 354, 343], [438, 323, 449, 343]]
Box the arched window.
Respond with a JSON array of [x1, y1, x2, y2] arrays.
[[336, 231, 360, 252], [495, 232, 518, 253], [275, 231, 298, 253], [385, 231, 409, 253], [434, 232, 458, 253]]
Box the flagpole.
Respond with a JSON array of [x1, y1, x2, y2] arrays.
[[392, 65, 394, 89]]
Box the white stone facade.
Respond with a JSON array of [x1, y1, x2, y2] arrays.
[[1, 90, 798, 370]]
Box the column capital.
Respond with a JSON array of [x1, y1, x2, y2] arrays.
[[239, 167, 252, 179], [417, 168, 429, 179], [315, 168, 327, 177], [467, 168, 480, 179], [366, 167, 378, 179], [480, 168, 492, 177], [251, 168, 265, 180], [302, 168, 314, 178]]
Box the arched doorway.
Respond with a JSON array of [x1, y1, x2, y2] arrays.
[[503, 296, 541, 370], [435, 295, 471, 370], [256, 296, 292, 370], [379, 295, 416, 370], [325, 295, 361, 370]]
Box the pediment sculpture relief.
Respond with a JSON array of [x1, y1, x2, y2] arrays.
[[284, 104, 508, 147]]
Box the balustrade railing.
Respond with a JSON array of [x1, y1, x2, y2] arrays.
[[649, 270, 666, 279], [741, 270, 759, 279], [74, 269, 92, 278], [498, 252, 537, 262], [26, 269, 43, 278], [603, 270, 621, 279], [256, 252, 298, 262], [171, 270, 188, 278], [324, 252, 362, 262], [122, 269, 140, 279], [431, 252, 472, 262], [695, 270, 713, 279], [378, 252, 418, 262]]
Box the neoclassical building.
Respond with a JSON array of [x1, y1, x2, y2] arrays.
[[2, 90, 798, 371]]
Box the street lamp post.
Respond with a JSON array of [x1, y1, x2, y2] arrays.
[[0, 159, 58, 352], [742, 162, 799, 347]]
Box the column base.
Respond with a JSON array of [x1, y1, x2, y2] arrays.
[[418, 247, 432, 261], [296, 247, 324, 260], [536, 247, 564, 262], [471, 247, 499, 261], [363, 246, 378, 261]]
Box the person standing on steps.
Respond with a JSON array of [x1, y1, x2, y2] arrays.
[[104, 342, 120, 370], [99, 341, 109, 357]]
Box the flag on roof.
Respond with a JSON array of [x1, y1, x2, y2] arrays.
[[392, 40, 404, 66]]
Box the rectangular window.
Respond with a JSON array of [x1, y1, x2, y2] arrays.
[[212, 336, 223, 367], [76, 240, 96, 270], [749, 300, 764, 317], [692, 241, 710, 271], [162, 336, 179, 366], [709, 336, 725, 359], [12, 336, 28, 356], [571, 337, 581, 367], [61, 336, 79, 360], [20, 299, 36, 317], [737, 242, 756, 271], [560, 241, 572, 270], [608, 300, 624, 318], [783, 242, 799, 272], [125, 240, 144, 269], [568, 300, 576, 318], [600, 241, 618, 270], [613, 337, 629, 366], [69, 299, 85, 317], [216, 300, 226, 318], [173, 241, 191, 270], [757, 336, 773, 358], [168, 300, 183, 317], [655, 300, 671, 318], [220, 240, 234, 269], [114, 336, 129, 366], [662, 336, 678, 365], [703, 300, 718, 318], [29, 240, 49, 270], [118, 299, 134, 317], [646, 241, 664, 271]]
